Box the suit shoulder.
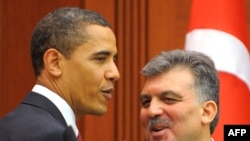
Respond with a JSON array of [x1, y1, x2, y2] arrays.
[[0, 103, 66, 141]]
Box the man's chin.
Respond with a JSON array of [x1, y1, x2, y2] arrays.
[[146, 128, 170, 141], [92, 107, 107, 116]]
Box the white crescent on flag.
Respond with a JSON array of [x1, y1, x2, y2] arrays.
[[185, 29, 250, 89]]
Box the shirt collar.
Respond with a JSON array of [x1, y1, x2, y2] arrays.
[[32, 84, 78, 136]]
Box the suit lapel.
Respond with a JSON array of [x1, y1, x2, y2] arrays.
[[22, 92, 67, 127]]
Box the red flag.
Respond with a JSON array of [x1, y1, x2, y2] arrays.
[[185, 0, 250, 140]]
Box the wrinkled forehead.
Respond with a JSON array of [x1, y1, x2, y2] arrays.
[[141, 68, 195, 96]]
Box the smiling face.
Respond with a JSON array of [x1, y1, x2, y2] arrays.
[[59, 25, 120, 118], [140, 66, 206, 141]]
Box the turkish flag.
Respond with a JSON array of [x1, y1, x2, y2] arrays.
[[184, 0, 250, 140]]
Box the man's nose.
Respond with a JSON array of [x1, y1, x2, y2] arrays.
[[105, 62, 120, 82], [147, 100, 164, 118]]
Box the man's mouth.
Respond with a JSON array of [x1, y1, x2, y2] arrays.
[[150, 124, 168, 132], [146, 118, 172, 140], [148, 117, 172, 133], [101, 88, 114, 99], [151, 126, 167, 132]]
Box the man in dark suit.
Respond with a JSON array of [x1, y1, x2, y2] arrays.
[[0, 7, 120, 141]]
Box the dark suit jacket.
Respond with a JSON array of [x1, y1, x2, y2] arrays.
[[0, 92, 77, 141]]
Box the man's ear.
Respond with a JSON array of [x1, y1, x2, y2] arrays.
[[201, 100, 217, 124], [43, 48, 63, 77]]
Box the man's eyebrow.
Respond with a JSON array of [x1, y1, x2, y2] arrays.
[[92, 51, 118, 58], [160, 91, 182, 99], [93, 50, 111, 56]]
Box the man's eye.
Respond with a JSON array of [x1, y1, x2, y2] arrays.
[[113, 56, 117, 62], [164, 97, 178, 104], [141, 99, 150, 107], [96, 57, 106, 62], [112, 56, 118, 64]]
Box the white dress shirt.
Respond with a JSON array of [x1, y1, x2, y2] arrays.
[[32, 84, 78, 137]]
